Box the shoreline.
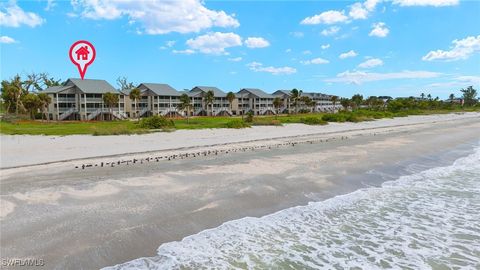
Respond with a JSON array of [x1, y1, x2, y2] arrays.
[[1, 112, 479, 170], [1, 116, 479, 269]]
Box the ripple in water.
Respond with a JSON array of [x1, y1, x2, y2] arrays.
[[105, 146, 480, 270]]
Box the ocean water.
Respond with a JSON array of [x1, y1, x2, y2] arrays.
[[105, 145, 480, 270]]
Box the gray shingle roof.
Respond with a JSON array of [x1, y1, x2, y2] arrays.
[[302, 92, 332, 99], [239, 88, 274, 98], [139, 83, 180, 96], [273, 90, 292, 97], [191, 86, 227, 97], [67, 78, 118, 94], [41, 85, 73, 94]]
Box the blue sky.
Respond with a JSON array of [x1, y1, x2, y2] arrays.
[[1, 0, 479, 98]]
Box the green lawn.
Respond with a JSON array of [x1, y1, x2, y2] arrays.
[[0, 120, 141, 135], [0, 108, 477, 136]]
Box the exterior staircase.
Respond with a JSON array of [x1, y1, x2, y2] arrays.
[[215, 108, 232, 116], [87, 109, 105, 121], [138, 107, 150, 117], [59, 108, 77, 121], [112, 111, 128, 120]]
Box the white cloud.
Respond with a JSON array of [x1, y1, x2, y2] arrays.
[[0, 2, 44, 27], [369, 22, 389, 37], [339, 50, 358, 59], [71, 0, 239, 34], [228, 57, 242, 62], [321, 26, 340, 36], [301, 10, 349, 25], [301, 57, 330, 65], [364, 0, 381, 11], [247, 62, 297, 75], [166, 40, 176, 47], [290, 31, 304, 38], [358, 58, 383, 68], [392, 0, 458, 7], [0, 35, 16, 44], [321, 44, 330, 50], [186, 32, 242, 55], [325, 70, 441, 84], [349, 2, 369, 19], [285, 48, 292, 53], [422, 35, 480, 61], [303, 0, 380, 26], [244, 37, 270, 48], [456, 75, 480, 85], [45, 0, 57, 11], [160, 40, 176, 49], [302, 50, 312, 55], [426, 75, 480, 90], [172, 49, 195, 55]]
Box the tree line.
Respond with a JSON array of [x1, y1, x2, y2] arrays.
[[1, 73, 478, 121]]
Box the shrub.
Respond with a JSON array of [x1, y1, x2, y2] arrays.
[[245, 111, 254, 123], [92, 126, 133, 136], [224, 119, 251, 129], [139, 115, 175, 129], [322, 113, 347, 122], [252, 119, 282, 126], [301, 117, 328, 125]]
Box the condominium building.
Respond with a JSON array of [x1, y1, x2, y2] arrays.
[[41, 78, 341, 120], [237, 88, 276, 115], [133, 83, 183, 117], [42, 78, 127, 121], [189, 86, 233, 116]]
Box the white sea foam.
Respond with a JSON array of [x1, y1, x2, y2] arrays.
[[104, 145, 480, 270]]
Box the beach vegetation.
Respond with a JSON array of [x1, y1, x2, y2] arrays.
[[224, 119, 251, 129], [177, 93, 193, 123], [461, 86, 478, 106], [139, 115, 175, 130], [301, 117, 328, 125]]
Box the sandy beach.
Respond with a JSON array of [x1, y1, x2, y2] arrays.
[[1, 112, 479, 269]]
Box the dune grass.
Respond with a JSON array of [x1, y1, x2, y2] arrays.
[[0, 108, 477, 136]]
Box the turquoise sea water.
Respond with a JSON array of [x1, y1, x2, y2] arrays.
[[105, 145, 480, 270]]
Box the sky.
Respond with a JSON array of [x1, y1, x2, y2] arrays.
[[1, 0, 479, 98]]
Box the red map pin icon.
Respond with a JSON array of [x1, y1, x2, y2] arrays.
[[69, 40, 96, 80]]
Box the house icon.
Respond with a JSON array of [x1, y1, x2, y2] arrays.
[[75, 46, 90, 60]]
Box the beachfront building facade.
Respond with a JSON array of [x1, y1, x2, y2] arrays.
[[41, 79, 342, 120], [132, 83, 184, 117], [42, 78, 127, 121], [302, 92, 339, 112], [189, 86, 233, 116], [237, 88, 276, 115]]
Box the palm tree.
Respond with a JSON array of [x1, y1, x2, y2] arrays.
[[22, 93, 41, 119], [290, 88, 302, 114], [340, 98, 351, 111], [449, 93, 455, 102], [427, 94, 432, 101], [420, 93, 425, 100], [103, 92, 119, 121], [226, 91, 235, 114], [37, 93, 52, 121], [129, 88, 141, 119], [351, 94, 363, 110], [461, 86, 477, 106], [205, 90, 214, 116], [178, 93, 193, 123], [300, 96, 313, 112], [331, 96, 338, 113], [273, 97, 282, 118], [10, 75, 25, 115]]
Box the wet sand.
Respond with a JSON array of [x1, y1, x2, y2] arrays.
[[0, 114, 479, 269]]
